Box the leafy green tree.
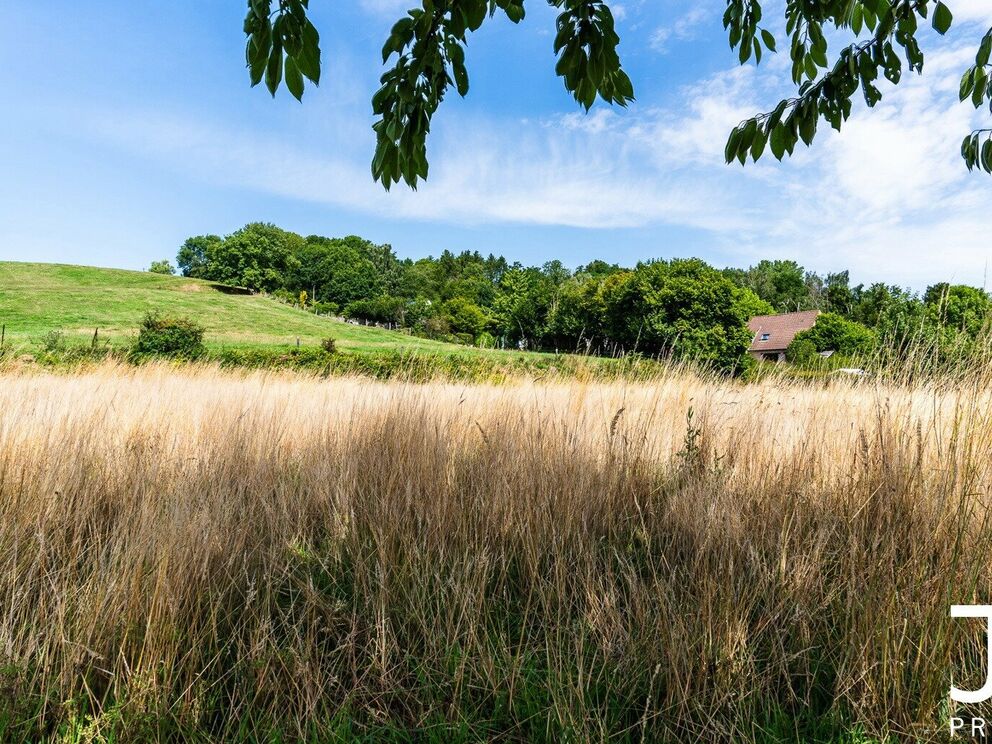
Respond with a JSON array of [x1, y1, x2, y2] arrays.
[[921, 284, 992, 359], [177, 235, 221, 278], [433, 251, 503, 306], [545, 271, 617, 351], [398, 258, 441, 301], [790, 312, 876, 357], [726, 260, 813, 312], [601, 259, 768, 371], [577, 260, 623, 278], [736, 286, 776, 320], [405, 296, 440, 332], [290, 236, 386, 306], [441, 296, 490, 340], [207, 223, 303, 292], [492, 265, 554, 347], [849, 284, 926, 354], [823, 271, 855, 315], [544, 277, 589, 350], [849, 283, 915, 327], [239, 0, 992, 186], [355, 239, 405, 296], [541, 259, 571, 287], [924, 283, 992, 337], [148, 259, 175, 275]]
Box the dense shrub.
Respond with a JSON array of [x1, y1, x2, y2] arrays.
[[344, 296, 407, 324], [40, 330, 66, 353], [441, 297, 490, 339], [212, 346, 332, 370], [272, 288, 298, 306], [311, 301, 339, 315], [33, 345, 124, 368], [785, 337, 818, 365], [134, 313, 206, 358], [148, 259, 175, 275], [789, 312, 875, 359]]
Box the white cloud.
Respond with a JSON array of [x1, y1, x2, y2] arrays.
[[650, 5, 713, 53], [948, 0, 992, 25], [553, 108, 622, 134]]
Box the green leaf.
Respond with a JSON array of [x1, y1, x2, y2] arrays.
[[504, 2, 524, 23], [769, 122, 786, 160], [615, 71, 634, 101], [738, 119, 757, 164], [962, 134, 974, 167], [285, 56, 304, 101], [453, 57, 469, 96], [738, 37, 751, 65], [297, 20, 321, 83], [960, 69, 976, 102], [973, 68, 988, 108], [247, 19, 272, 87], [932, 2, 953, 35], [978, 35, 992, 68], [740, 119, 757, 149], [249, 41, 268, 86], [466, 0, 486, 31], [760, 29, 776, 53], [851, 4, 863, 35], [724, 127, 741, 164], [265, 42, 283, 96], [798, 109, 815, 146], [750, 125, 768, 160]]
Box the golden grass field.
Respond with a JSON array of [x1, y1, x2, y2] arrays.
[[2, 362, 992, 742]]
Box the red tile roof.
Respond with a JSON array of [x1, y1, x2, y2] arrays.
[[747, 310, 820, 352]]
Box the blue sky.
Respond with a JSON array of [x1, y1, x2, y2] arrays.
[[1, 1, 990, 289]]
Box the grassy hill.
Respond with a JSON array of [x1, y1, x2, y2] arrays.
[[0, 262, 491, 355]]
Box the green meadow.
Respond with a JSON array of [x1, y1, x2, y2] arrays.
[[0, 261, 502, 355]]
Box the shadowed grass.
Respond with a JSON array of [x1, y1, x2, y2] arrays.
[[0, 363, 989, 741]]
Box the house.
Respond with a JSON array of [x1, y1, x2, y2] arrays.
[[747, 310, 820, 362]]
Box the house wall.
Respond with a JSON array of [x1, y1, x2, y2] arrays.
[[750, 350, 786, 363]]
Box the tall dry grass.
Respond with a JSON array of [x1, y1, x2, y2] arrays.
[[1, 362, 992, 742]]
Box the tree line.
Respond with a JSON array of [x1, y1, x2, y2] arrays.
[[160, 222, 992, 373]]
